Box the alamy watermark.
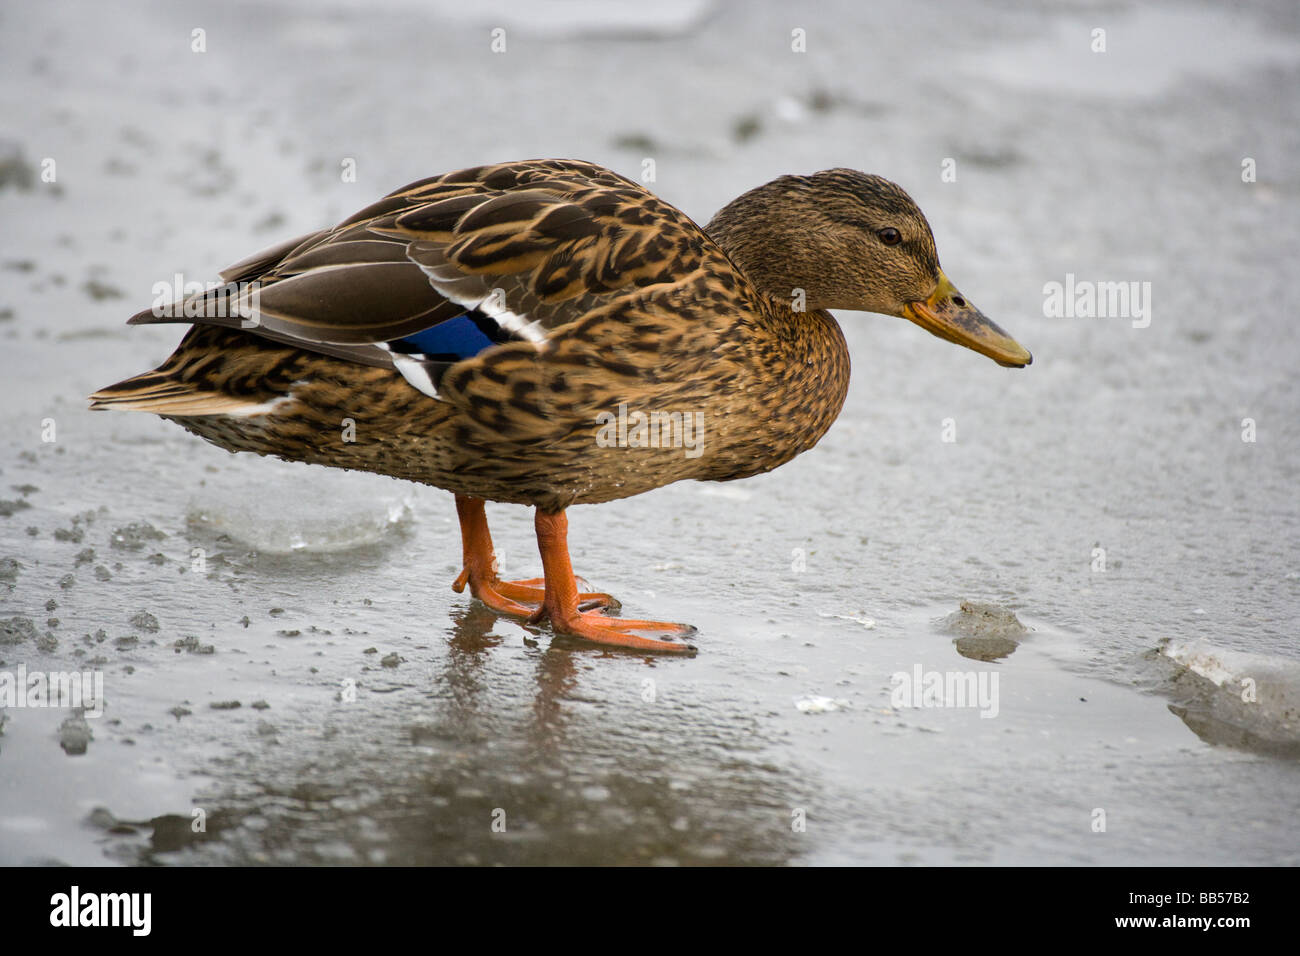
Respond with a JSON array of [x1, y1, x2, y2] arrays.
[[1043, 273, 1151, 328], [49, 886, 150, 936], [890, 664, 999, 719], [0, 665, 104, 717], [151, 273, 260, 323], [595, 403, 705, 459]]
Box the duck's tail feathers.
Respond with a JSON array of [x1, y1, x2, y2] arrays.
[[88, 371, 285, 417]]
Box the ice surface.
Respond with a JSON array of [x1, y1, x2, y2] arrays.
[[2, 0, 1299, 866], [968, 7, 1300, 98]]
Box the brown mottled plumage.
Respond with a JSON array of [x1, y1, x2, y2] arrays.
[[90, 159, 1031, 653]]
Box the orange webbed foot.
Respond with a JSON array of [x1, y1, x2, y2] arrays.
[[492, 576, 618, 613], [451, 496, 616, 618], [451, 568, 538, 618], [453, 569, 616, 616], [528, 605, 698, 655], [451, 496, 698, 655], [528, 509, 697, 655]]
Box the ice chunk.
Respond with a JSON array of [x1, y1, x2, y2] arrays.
[[795, 696, 850, 714], [187, 474, 414, 555], [1158, 639, 1300, 758]]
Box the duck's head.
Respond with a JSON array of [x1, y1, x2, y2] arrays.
[[705, 168, 1031, 368]]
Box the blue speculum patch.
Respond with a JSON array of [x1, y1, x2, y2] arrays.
[[393, 314, 500, 360]]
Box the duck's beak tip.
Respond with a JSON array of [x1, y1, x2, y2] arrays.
[[998, 347, 1033, 368], [905, 273, 1032, 370]]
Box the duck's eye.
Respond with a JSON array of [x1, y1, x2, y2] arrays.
[[877, 227, 902, 246]]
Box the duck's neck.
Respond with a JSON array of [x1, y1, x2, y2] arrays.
[[705, 205, 808, 306], [730, 295, 853, 478], [762, 299, 851, 419], [703, 205, 852, 467]]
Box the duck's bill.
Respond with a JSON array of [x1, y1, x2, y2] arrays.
[[903, 272, 1032, 368]]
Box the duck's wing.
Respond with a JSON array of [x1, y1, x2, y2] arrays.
[[127, 159, 739, 403]]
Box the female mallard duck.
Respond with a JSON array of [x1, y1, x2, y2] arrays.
[[90, 159, 1031, 654]]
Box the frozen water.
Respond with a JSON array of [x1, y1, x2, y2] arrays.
[[968, 7, 1300, 98], [1, 0, 1298, 865]]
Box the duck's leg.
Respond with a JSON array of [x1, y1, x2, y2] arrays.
[[526, 509, 697, 654], [451, 496, 614, 615]]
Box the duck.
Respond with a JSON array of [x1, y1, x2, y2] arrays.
[[89, 158, 1031, 655]]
